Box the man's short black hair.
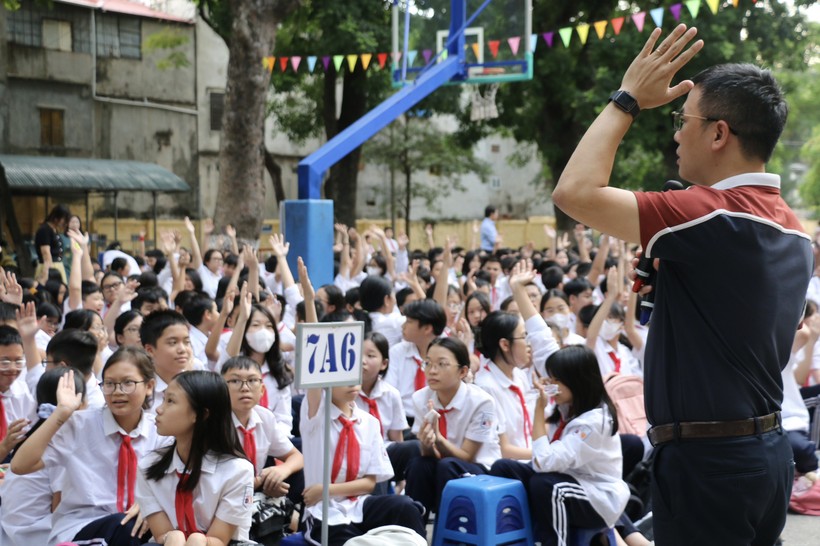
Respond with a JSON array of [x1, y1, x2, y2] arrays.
[[181, 293, 216, 328], [692, 63, 788, 163], [484, 205, 496, 218], [403, 299, 447, 336], [578, 303, 597, 328], [47, 329, 98, 376], [133, 286, 168, 313], [0, 302, 19, 324], [564, 277, 593, 298], [0, 325, 22, 347], [541, 266, 565, 290], [140, 309, 189, 348], [111, 257, 128, 272]]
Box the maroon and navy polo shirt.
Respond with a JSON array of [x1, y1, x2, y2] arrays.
[[634, 173, 813, 426]]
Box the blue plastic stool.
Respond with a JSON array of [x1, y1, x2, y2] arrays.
[[569, 526, 617, 546], [281, 532, 308, 545], [433, 475, 534, 546]]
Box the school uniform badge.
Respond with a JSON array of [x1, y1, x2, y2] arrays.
[[244, 485, 254, 506]]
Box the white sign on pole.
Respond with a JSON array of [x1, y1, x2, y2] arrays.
[[295, 322, 364, 389]]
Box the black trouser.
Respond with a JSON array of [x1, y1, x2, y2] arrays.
[[306, 495, 425, 546], [787, 429, 819, 474], [490, 459, 608, 546], [74, 513, 151, 546], [651, 429, 793, 546], [620, 433, 645, 479], [387, 439, 421, 482], [404, 456, 487, 519]]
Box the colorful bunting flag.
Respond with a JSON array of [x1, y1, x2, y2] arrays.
[[670, 3, 683, 21], [685, 0, 700, 18], [594, 20, 608, 40], [558, 27, 573, 48], [542, 32, 554, 48], [333, 55, 344, 72], [632, 12, 646, 32], [576, 23, 590, 45], [470, 42, 481, 60], [290, 56, 301, 72], [322, 56, 331, 71], [650, 7, 664, 28], [530, 33, 538, 53], [706, 0, 719, 14], [508, 36, 521, 55], [361, 53, 372, 70], [422, 49, 433, 63], [732, 0, 739, 7], [611, 16, 625, 35], [488, 40, 500, 58], [346, 54, 357, 72], [279, 56, 288, 72], [263, 56, 274, 73], [407, 50, 418, 66], [391, 51, 402, 65], [307, 56, 317, 72], [377, 52, 388, 69]]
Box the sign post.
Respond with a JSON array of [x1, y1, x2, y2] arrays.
[[295, 321, 364, 546]]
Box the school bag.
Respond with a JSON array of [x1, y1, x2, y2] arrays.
[[789, 477, 820, 516], [604, 373, 647, 437], [341, 525, 428, 545], [250, 492, 295, 546]]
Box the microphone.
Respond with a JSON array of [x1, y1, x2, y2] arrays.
[[633, 180, 684, 325]]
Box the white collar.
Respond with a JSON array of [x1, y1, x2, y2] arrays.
[[711, 173, 780, 191], [102, 406, 151, 439]]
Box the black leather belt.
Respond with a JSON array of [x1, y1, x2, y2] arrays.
[[648, 412, 780, 447]]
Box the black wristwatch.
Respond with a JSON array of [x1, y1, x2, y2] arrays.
[[608, 90, 640, 119]]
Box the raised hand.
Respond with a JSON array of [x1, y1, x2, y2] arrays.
[[15, 301, 39, 338], [297, 257, 315, 301], [1, 269, 23, 305], [183, 216, 196, 234], [202, 218, 215, 235], [237, 282, 252, 323], [508, 260, 536, 288], [269, 234, 289, 258], [225, 224, 236, 239], [543, 224, 557, 240], [397, 232, 410, 250], [56, 369, 83, 414]]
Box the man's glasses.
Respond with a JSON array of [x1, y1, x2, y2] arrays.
[[672, 111, 738, 134]]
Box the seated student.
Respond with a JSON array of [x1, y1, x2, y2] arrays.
[[385, 300, 447, 423], [137, 370, 254, 546], [181, 293, 220, 370], [100, 272, 128, 317], [0, 302, 19, 329], [114, 310, 144, 349], [64, 308, 114, 378], [586, 268, 640, 377], [227, 287, 294, 437], [0, 326, 36, 462], [354, 332, 416, 492], [316, 284, 346, 316], [562, 277, 594, 335], [221, 355, 304, 507], [360, 275, 405, 347], [1, 367, 86, 546], [11, 348, 167, 546], [490, 346, 629, 546], [482, 255, 509, 310], [133, 286, 170, 316], [141, 310, 195, 412], [404, 337, 501, 519], [33, 301, 61, 355]]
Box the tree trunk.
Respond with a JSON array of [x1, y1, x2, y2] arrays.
[[263, 148, 286, 205], [213, 0, 295, 240], [323, 64, 369, 227]]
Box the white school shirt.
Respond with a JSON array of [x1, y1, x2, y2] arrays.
[[260, 363, 294, 437], [783, 351, 810, 432], [0, 464, 64, 546], [85, 376, 106, 409], [354, 377, 409, 441], [1, 378, 36, 426], [369, 308, 406, 347], [385, 340, 425, 418], [489, 277, 511, 311], [299, 393, 393, 526], [197, 264, 222, 299], [474, 361, 533, 450], [136, 450, 255, 541], [532, 406, 629, 528], [45, 408, 170, 544], [592, 337, 640, 378], [232, 406, 295, 473], [525, 315, 561, 378], [34, 329, 52, 353], [282, 285, 303, 332], [189, 326, 213, 371], [411, 382, 502, 469]]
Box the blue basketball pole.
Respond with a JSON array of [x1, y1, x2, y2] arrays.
[[285, 1, 470, 289]]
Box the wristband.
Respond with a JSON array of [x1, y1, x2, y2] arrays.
[[608, 90, 640, 118]]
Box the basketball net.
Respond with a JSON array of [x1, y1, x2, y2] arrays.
[[470, 83, 500, 122]]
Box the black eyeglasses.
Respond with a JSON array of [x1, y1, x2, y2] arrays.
[[100, 380, 145, 394], [672, 111, 738, 135], [226, 378, 264, 390]]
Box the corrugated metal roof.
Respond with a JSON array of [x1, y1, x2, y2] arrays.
[[0, 155, 190, 193]]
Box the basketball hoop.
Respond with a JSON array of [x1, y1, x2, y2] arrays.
[[470, 83, 500, 122]]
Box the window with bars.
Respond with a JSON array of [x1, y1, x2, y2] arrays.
[[96, 14, 141, 59], [8, 3, 91, 52], [40, 108, 65, 148], [210, 92, 224, 131]]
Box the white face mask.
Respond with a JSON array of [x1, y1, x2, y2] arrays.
[[246, 328, 276, 353], [551, 312, 571, 330], [599, 319, 622, 341], [366, 266, 382, 276]]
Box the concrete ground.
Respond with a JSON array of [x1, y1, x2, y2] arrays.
[[781, 513, 818, 545]]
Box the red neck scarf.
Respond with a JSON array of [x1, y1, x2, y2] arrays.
[[240, 425, 257, 474], [331, 416, 360, 484], [360, 394, 383, 437], [608, 351, 621, 374], [436, 408, 453, 438], [175, 473, 200, 538], [412, 356, 426, 391], [553, 418, 568, 441], [117, 434, 138, 512], [508, 385, 532, 447], [259, 373, 269, 409]]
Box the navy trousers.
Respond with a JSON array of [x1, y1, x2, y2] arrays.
[[74, 513, 150, 546], [404, 455, 487, 518], [651, 429, 793, 546], [306, 495, 425, 546]]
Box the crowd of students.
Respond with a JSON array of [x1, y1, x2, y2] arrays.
[[0, 205, 817, 546]]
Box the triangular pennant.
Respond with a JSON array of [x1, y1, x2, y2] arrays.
[[670, 3, 683, 21], [594, 20, 608, 40], [290, 56, 301, 72], [507, 36, 521, 55], [542, 31, 555, 48], [307, 56, 317, 72], [407, 50, 418, 65], [732, 0, 739, 7], [611, 17, 625, 35], [558, 27, 573, 48], [279, 56, 288, 72], [575, 23, 590, 45], [441, 50, 448, 60], [322, 56, 331, 71], [377, 52, 388, 69], [488, 40, 500, 58], [470, 42, 481, 60], [333, 55, 344, 72], [685, 0, 700, 18], [650, 7, 664, 27], [361, 53, 372, 70], [632, 12, 646, 32], [262, 56, 274, 73], [706, 0, 719, 14], [422, 49, 433, 63], [530, 33, 538, 52], [346, 54, 357, 72]]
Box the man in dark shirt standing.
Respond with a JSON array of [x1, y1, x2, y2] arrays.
[[552, 25, 812, 545]]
